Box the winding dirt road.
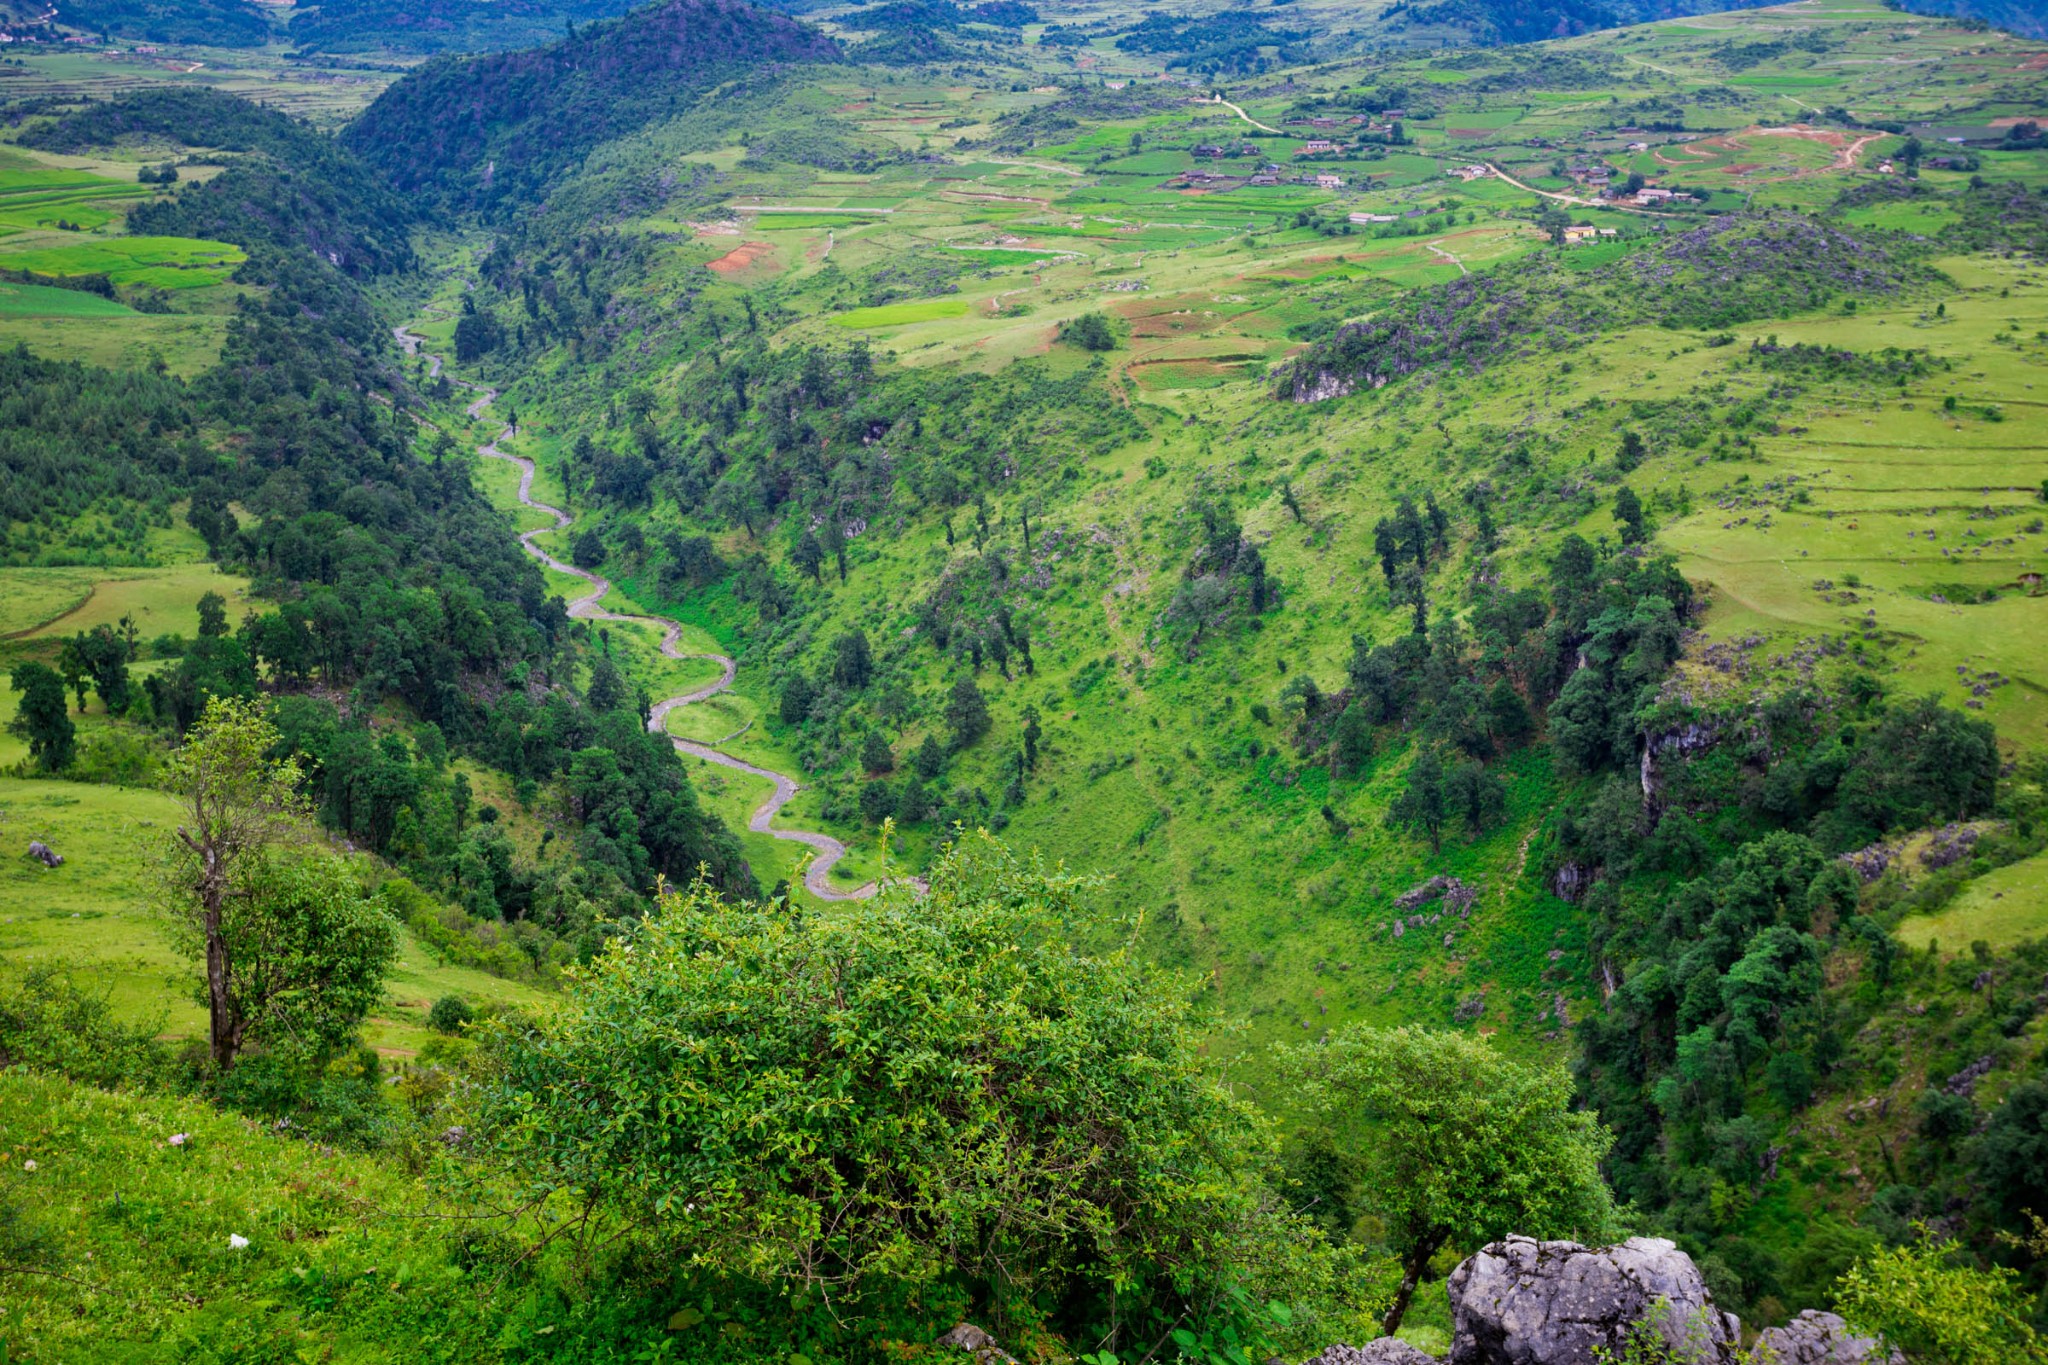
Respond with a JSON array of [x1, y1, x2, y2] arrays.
[[394, 323, 902, 901]]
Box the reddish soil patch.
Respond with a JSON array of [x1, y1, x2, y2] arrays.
[[708, 241, 774, 274], [1722, 162, 1765, 174], [1749, 124, 1851, 149], [1448, 128, 1492, 138], [2020, 55, 2048, 71]]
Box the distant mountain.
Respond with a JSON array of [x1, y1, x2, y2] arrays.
[[343, 0, 840, 212], [1370, 0, 1784, 45], [290, 0, 645, 55], [54, 0, 273, 46], [1890, 0, 2045, 39]]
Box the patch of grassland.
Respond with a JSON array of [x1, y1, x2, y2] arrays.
[[0, 310, 229, 375], [1897, 846, 2048, 953], [0, 280, 137, 317], [831, 298, 973, 327], [0, 563, 255, 642], [0, 234, 246, 289], [0, 777, 549, 1058]]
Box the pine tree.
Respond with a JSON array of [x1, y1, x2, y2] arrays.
[[8, 662, 75, 772], [947, 677, 991, 751]]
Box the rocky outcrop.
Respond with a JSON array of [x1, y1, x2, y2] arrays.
[[935, 1323, 1017, 1364], [26, 841, 62, 868], [1448, 1236, 1739, 1365], [1302, 1341, 1440, 1365], [1750, 1311, 1901, 1365]]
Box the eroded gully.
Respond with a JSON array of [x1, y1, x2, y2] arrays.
[[395, 323, 899, 901]]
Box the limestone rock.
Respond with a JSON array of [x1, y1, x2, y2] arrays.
[[935, 1322, 1018, 1364], [1302, 1339, 1441, 1365], [26, 841, 62, 868], [1750, 1311, 1900, 1365], [1448, 1235, 1740, 1365]]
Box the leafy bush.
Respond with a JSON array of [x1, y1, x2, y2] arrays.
[[1060, 311, 1119, 351], [471, 832, 1383, 1350], [0, 963, 182, 1093], [428, 995, 474, 1034], [1837, 1234, 2046, 1364]]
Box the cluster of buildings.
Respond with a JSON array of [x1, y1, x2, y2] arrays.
[[1173, 165, 1344, 190]]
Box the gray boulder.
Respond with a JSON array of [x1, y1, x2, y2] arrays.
[[1448, 1235, 1740, 1365], [1303, 1341, 1441, 1365], [935, 1323, 1018, 1364], [26, 841, 62, 868], [1750, 1312, 1900, 1365]]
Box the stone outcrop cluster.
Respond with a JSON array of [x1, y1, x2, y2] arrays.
[[1295, 1237, 1894, 1365]]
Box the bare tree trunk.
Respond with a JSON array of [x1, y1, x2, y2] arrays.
[[206, 906, 235, 1073], [1382, 1231, 1447, 1337]]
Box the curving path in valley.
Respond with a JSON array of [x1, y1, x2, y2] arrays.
[[395, 323, 905, 901]]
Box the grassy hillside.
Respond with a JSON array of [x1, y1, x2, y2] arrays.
[[1, 0, 2046, 1351], [373, 0, 2048, 1330]]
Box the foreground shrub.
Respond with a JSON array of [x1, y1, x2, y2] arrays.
[[1836, 1233, 2046, 1365], [472, 830, 1383, 1353], [0, 962, 181, 1092]]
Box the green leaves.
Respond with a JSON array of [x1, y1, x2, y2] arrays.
[[471, 832, 1284, 1328]]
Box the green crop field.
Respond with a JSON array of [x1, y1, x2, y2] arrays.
[[0, 234, 245, 287], [830, 298, 974, 327], [0, 280, 136, 317]]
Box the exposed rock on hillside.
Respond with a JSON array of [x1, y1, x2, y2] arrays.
[[1447, 1235, 1739, 1365], [1750, 1311, 1902, 1365]]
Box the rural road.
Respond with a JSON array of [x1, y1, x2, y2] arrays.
[[394, 323, 910, 902], [1205, 95, 1281, 135], [1484, 163, 1660, 216]]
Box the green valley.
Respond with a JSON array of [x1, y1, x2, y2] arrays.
[[3, 0, 2048, 1360]]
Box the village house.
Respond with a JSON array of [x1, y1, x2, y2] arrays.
[[1449, 164, 1490, 182], [1349, 212, 1397, 224], [1315, 173, 1345, 189], [1299, 139, 1339, 155]]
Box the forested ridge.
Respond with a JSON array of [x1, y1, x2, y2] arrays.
[[5, 89, 756, 944], [341, 0, 842, 212]]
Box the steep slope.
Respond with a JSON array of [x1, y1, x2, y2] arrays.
[[53, 0, 272, 46], [342, 0, 841, 212], [291, 0, 646, 54]]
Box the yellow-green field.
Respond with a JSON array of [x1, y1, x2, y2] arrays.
[[0, 778, 550, 1057], [0, 234, 246, 288], [0, 562, 255, 642]]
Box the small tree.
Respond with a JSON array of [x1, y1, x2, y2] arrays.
[[861, 729, 895, 774], [1278, 1025, 1617, 1336], [196, 590, 230, 639], [914, 733, 947, 781], [8, 662, 76, 772], [793, 531, 825, 583], [1058, 312, 1118, 351], [947, 676, 991, 750], [1388, 748, 1449, 852], [161, 698, 308, 1071], [832, 630, 874, 691], [1614, 486, 1648, 545]]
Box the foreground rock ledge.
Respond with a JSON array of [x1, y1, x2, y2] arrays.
[[1299, 1237, 1897, 1365]]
